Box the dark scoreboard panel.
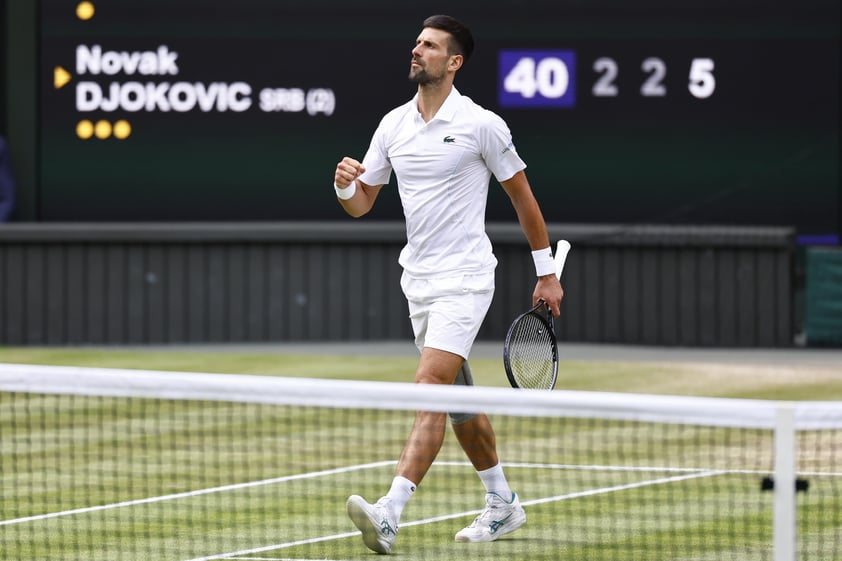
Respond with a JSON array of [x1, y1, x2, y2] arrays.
[[39, 0, 839, 238]]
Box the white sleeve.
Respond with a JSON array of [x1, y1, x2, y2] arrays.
[[480, 112, 527, 183], [358, 118, 393, 187]]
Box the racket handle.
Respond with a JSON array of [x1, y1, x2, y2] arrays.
[[554, 240, 571, 279]]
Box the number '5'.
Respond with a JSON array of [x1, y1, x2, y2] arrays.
[[688, 58, 715, 99]]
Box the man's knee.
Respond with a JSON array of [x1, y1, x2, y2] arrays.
[[415, 347, 465, 384]]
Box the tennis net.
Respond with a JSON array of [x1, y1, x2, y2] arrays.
[[1, 363, 840, 561]]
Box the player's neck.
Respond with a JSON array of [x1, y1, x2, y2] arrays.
[[416, 82, 452, 123]]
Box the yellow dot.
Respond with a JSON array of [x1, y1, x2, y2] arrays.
[[76, 2, 95, 21], [113, 120, 132, 140], [94, 120, 112, 139], [76, 120, 94, 139]]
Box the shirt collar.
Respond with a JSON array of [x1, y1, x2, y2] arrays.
[[412, 86, 461, 123]]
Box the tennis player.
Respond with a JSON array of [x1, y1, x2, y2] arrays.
[[333, 14, 564, 554]]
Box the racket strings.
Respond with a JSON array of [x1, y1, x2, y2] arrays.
[[507, 313, 556, 389]]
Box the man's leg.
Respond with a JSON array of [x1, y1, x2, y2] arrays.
[[395, 347, 465, 483], [450, 361, 498, 471], [347, 347, 463, 554], [452, 413, 498, 471], [451, 364, 526, 543]]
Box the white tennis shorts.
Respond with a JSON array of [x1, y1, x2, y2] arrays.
[[400, 271, 495, 359]]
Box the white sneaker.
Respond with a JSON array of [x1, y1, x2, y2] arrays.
[[346, 495, 398, 554], [455, 492, 526, 543]]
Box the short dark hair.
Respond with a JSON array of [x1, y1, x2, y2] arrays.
[[422, 15, 474, 61]]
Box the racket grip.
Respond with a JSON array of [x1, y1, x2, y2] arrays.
[[554, 240, 571, 279]]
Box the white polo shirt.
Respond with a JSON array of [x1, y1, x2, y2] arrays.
[[359, 87, 527, 278]]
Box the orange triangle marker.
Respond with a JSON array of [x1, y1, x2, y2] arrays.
[[54, 66, 72, 89]]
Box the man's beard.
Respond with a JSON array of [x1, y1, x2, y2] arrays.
[[409, 68, 440, 86], [409, 69, 433, 86]]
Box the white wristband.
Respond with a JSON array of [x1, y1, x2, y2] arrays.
[[531, 247, 555, 277], [334, 181, 357, 200]]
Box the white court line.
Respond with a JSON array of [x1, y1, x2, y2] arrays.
[[497, 461, 842, 478], [181, 469, 724, 561], [456, 461, 717, 473], [6, 459, 837, 531], [0, 460, 395, 527], [8, 458, 837, 560], [0, 459, 708, 528]]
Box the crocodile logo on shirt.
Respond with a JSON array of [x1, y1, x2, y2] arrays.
[[443, 136, 456, 143]]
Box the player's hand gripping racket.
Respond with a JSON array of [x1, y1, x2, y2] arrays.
[[503, 240, 571, 390]]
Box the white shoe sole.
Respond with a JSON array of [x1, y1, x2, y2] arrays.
[[347, 495, 393, 554]]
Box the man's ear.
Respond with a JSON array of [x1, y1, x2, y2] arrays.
[[449, 54, 464, 72]]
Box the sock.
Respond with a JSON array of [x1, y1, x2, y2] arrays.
[[477, 463, 513, 502], [385, 476, 416, 522]]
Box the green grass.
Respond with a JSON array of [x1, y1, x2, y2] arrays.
[[1, 347, 840, 560]]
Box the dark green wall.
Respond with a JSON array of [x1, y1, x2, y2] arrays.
[[0, 222, 796, 347]]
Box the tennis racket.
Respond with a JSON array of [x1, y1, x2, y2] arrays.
[[503, 240, 571, 390]]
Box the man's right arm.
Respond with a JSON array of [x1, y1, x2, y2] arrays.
[[334, 156, 382, 218]]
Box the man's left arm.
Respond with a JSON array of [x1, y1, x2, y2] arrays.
[[500, 170, 564, 316]]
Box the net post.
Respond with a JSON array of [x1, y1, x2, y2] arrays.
[[773, 406, 796, 561]]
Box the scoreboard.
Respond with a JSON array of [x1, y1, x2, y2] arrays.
[[38, 0, 839, 239]]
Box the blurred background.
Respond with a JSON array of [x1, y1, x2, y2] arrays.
[[1, 0, 839, 347]]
